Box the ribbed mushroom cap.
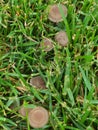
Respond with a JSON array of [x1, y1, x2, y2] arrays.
[[48, 4, 67, 23], [55, 31, 69, 46], [30, 76, 46, 89], [28, 107, 49, 128], [41, 38, 53, 52], [19, 106, 32, 116]]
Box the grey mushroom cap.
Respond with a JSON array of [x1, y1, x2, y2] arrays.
[[19, 106, 32, 116], [40, 38, 53, 52], [55, 31, 69, 47], [28, 107, 49, 128], [48, 4, 67, 23], [30, 76, 46, 89]]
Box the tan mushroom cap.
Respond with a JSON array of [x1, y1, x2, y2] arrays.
[[30, 76, 46, 89], [48, 4, 67, 23], [41, 38, 53, 52], [55, 31, 69, 47], [28, 107, 49, 128], [19, 106, 32, 116]]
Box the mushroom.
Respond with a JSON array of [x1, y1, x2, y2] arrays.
[[40, 38, 53, 52], [55, 31, 69, 47], [28, 107, 49, 128], [30, 76, 46, 89], [19, 106, 32, 117], [48, 4, 67, 23], [10, 100, 19, 110]]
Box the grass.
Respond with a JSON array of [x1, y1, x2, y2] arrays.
[[0, 0, 98, 129]]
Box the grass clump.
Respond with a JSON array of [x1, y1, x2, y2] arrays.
[[0, 0, 98, 130]]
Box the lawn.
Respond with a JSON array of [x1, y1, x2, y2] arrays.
[[0, 0, 98, 130]]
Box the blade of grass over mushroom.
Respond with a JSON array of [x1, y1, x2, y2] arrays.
[[79, 66, 92, 91], [58, 4, 71, 41], [48, 4, 67, 23], [27, 117, 30, 130]]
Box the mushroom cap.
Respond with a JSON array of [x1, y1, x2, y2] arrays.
[[19, 106, 32, 116], [41, 38, 53, 52], [30, 76, 46, 89], [28, 107, 49, 128], [48, 4, 67, 23], [55, 31, 69, 46]]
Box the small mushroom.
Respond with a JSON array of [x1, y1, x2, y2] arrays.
[[55, 31, 69, 47], [28, 107, 49, 128], [30, 76, 46, 89], [10, 100, 19, 110], [40, 38, 53, 52], [19, 106, 32, 117], [48, 4, 67, 23]]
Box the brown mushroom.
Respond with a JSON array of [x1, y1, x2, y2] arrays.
[[55, 31, 69, 47], [30, 76, 46, 89], [48, 4, 67, 23], [19, 106, 32, 116], [28, 107, 49, 128], [40, 38, 53, 52]]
